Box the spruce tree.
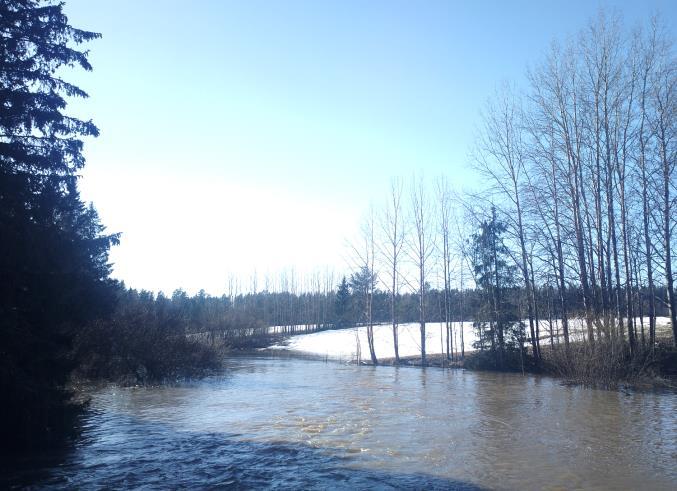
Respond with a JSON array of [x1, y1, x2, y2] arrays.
[[1, 0, 117, 451], [470, 208, 523, 369], [334, 276, 351, 328]]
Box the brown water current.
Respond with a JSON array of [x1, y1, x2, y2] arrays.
[[6, 355, 677, 490]]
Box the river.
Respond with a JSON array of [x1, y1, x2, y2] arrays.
[[5, 355, 676, 490]]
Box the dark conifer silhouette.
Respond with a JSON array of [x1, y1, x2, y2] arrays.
[[334, 276, 351, 328], [470, 208, 525, 369], [0, 0, 117, 451]]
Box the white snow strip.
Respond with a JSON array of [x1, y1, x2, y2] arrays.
[[269, 322, 478, 361], [268, 317, 671, 361]]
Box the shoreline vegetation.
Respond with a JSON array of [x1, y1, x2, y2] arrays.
[[266, 321, 677, 391], [365, 342, 677, 391], [66, 285, 676, 391], [71, 287, 285, 386], [69, 319, 677, 391]]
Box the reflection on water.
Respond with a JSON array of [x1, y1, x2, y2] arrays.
[[5, 356, 677, 490]]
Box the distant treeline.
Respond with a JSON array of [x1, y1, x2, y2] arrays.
[[115, 277, 671, 341], [213, 284, 671, 330]]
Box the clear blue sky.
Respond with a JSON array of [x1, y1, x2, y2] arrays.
[[63, 0, 676, 294]]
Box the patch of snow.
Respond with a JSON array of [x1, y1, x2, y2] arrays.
[[268, 317, 672, 361], [271, 322, 478, 361]]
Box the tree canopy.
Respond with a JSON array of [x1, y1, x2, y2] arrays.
[[0, 0, 117, 451]]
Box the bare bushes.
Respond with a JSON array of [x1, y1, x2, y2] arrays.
[[75, 315, 222, 385], [188, 311, 273, 350], [459, 329, 677, 390], [463, 347, 539, 373], [541, 339, 677, 389], [75, 288, 273, 384]]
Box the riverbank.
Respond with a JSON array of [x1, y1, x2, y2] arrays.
[[360, 342, 677, 391], [269, 319, 677, 391]]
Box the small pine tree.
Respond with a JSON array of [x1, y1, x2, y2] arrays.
[[470, 207, 522, 369], [334, 277, 351, 328]]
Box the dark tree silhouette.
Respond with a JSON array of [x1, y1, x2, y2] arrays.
[[0, 0, 117, 451], [470, 208, 524, 369], [334, 276, 351, 328]]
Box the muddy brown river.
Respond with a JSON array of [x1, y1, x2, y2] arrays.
[[5, 355, 677, 489]]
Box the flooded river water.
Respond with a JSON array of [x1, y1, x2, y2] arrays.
[[6, 355, 677, 490]]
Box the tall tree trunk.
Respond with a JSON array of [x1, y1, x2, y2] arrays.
[[420, 263, 426, 365], [491, 207, 505, 367], [660, 133, 677, 346], [640, 127, 657, 352], [638, 43, 657, 352], [514, 185, 539, 363], [552, 158, 571, 350], [391, 273, 399, 364]]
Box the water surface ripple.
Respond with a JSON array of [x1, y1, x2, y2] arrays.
[[6, 356, 677, 490]]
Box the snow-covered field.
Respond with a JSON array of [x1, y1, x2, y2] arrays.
[[268, 317, 672, 362], [532, 316, 672, 344], [269, 322, 478, 362]]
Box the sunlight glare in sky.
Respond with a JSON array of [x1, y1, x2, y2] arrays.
[[66, 0, 676, 294]]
